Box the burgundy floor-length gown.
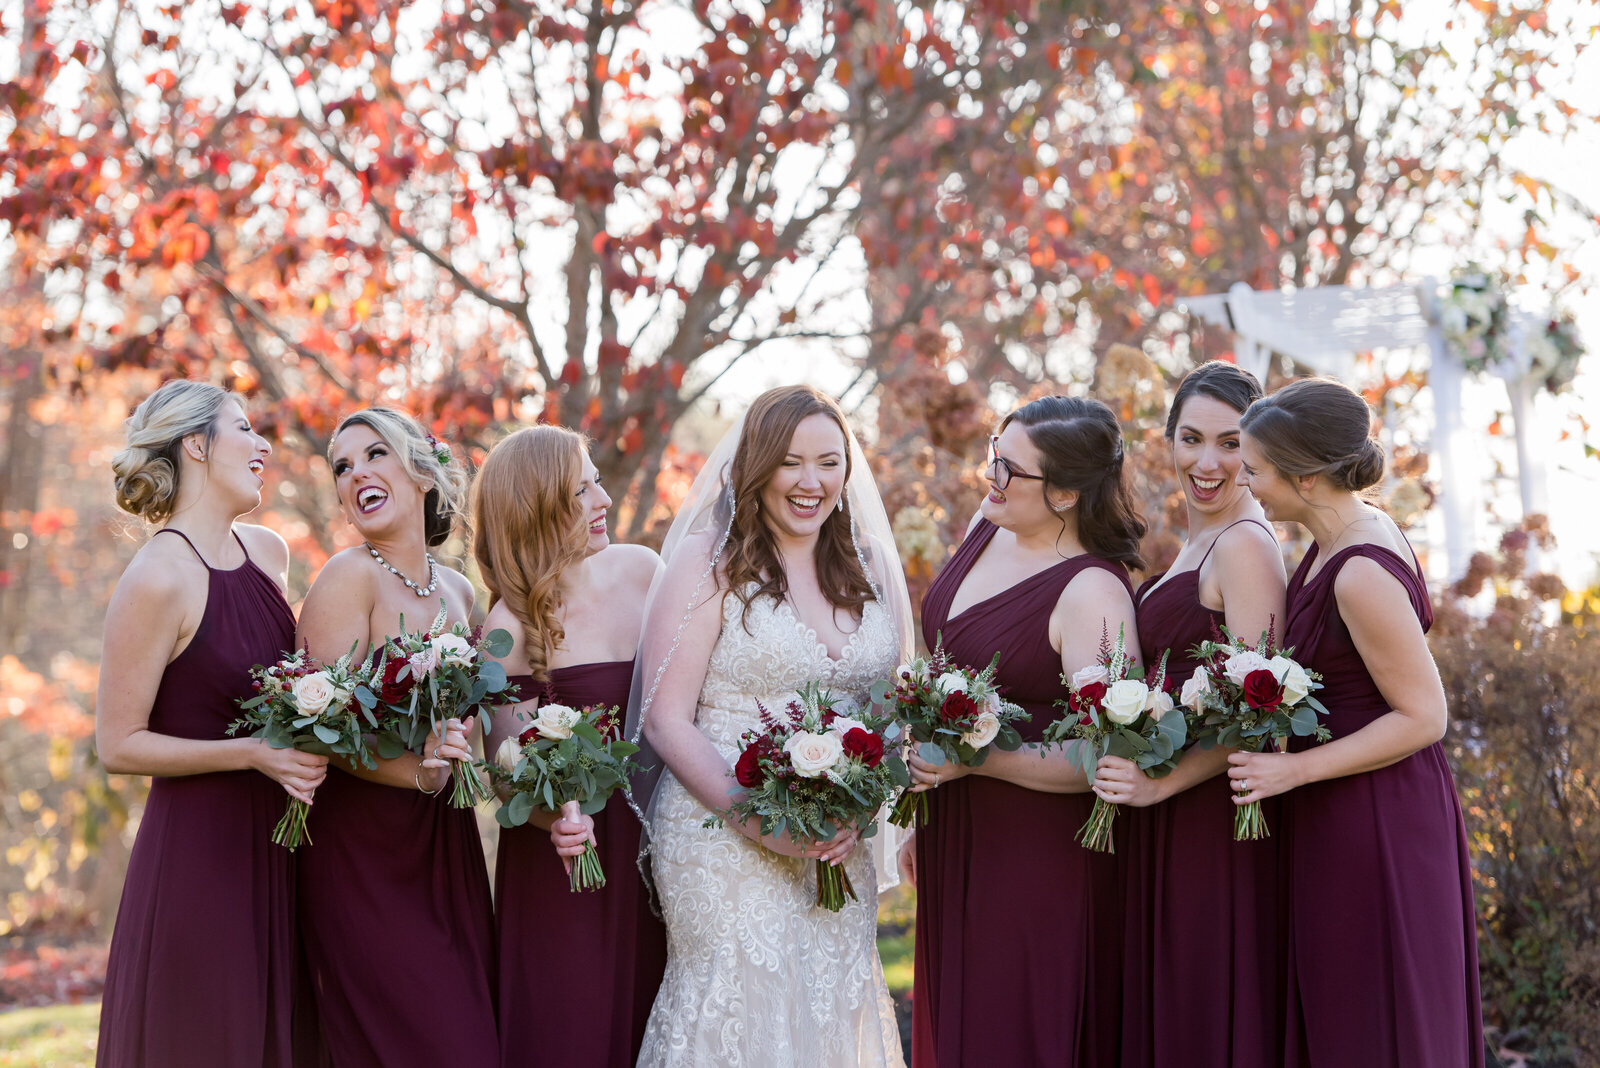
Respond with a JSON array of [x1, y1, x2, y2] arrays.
[[296, 679, 498, 1065], [496, 662, 667, 1068], [911, 519, 1128, 1068], [98, 529, 298, 1068], [1119, 520, 1280, 1068], [1282, 542, 1483, 1067]]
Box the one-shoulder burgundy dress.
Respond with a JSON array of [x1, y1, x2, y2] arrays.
[[295, 662, 498, 1065], [911, 519, 1129, 1068], [97, 528, 298, 1068], [1119, 520, 1280, 1068], [1281, 542, 1482, 1067], [495, 661, 667, 1068]]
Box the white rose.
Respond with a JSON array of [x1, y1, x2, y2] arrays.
[[530, 702, 581, 740], [1144, 688, 1176, 723], [829, 715, 870, 738], [430, 633, 475, 668], [1440, 304, 1469, 335], [408, 647, 437, 677], [1273, 657, 1313, 706], [983, 691, 1004, 716], [291, 671, 337, 717], [1180, 669, 1212, 714], [960, 710, 1002, 748], [1070, 664, 1110, 691], [784, 731, 844, 777], [493, 737, 522, 774], [1102, 679, 1149, 725], [1222, 650, 1274, 688], [935, 671, 970, 695]]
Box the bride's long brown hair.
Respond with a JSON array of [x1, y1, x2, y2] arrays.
[[722, 385, 875, 629], [472, 426, 589, 681]]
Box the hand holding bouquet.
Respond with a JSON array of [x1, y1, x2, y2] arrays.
[[1184, 622, 1330, 839], [1042, 625, 1186, 853], [371, 601, 516, 808], [231, 646, 375, 849], [710, 683, 908, 911], [874, 644, 1029, 828], [483, 703, 638, 891]]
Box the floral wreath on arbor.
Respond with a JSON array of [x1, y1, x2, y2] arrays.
[[1438, 268, 1584, 395]]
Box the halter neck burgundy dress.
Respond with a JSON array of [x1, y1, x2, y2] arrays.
[[1119, 520, 1280, 1068], [295, 642, 498, 1065], [97, 528, 298, 1068], [911, 519, 1128, 1068], [496, 661, 667, 1068], [1281, 542, 1482, 1067]]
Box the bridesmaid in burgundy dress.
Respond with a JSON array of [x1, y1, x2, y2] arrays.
[[1229, 378, 1483, 1067], [901, 396, 1146, 1068], [294, 408, 497, 1067], [96, 381, 328, 1067], [474, 426, 667, 1068], [1090, 362, 1286, 1068]]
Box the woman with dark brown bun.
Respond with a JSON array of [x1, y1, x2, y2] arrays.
[[475, 425, 667, 1068], [97, 381, 326, 1067], [294, 408, 497, 1068], [1230, 378, 1482, 1067]]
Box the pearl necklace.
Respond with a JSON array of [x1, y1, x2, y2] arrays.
[[365, 542, 439, 598]]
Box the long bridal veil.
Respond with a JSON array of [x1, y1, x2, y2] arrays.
[[622, 407, 913, 896]]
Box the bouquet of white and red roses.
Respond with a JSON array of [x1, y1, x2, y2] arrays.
[[1183, 623, 1330, 840], [231, 646, 376, 849], [483, 703, 639, 891], [709, 683, 908, 911], [1042, 625, 1186, 853], [370, 602, 516, 808], [873, 644, 1029, 828]]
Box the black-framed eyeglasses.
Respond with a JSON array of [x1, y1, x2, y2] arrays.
[[986, 435, 1047, 491]]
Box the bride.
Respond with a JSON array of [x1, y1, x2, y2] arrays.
[[631, 385, 912, 1067]]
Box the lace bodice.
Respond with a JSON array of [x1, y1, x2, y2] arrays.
[[639, 584, 906, 1068], [695, 587, 900, 755]]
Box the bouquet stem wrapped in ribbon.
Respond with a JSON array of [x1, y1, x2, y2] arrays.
[[1043, 625, 1185, 854], [231, 646, 377, 850], [874, 645, 1028, 829], [708, 683, 908, 911], [1183, 622, 1331, 840], [483, 703, 638, 892], [371, 602, 516, 808]]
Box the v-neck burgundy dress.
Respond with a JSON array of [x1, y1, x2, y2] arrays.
[[1119, 521, 1280, 1068], [910, 519, 1130, 1068], [495, 661, 667, 1068], [97, 529, 298, 1068], [1281, 542, 1482, 1067]]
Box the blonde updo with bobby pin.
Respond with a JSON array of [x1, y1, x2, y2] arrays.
[[111, 380, 234, 524]]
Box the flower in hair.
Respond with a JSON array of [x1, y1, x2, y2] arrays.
[[427, 434, 452, 466]]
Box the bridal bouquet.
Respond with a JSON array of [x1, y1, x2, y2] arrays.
[[1042, 626, 1185, 853], [483, 703, 639, 892], [371, 601, 516, 808], [230, 646, 376, 849], [708, 683, 908, 911], [1183, 623, 1330, 840], [873, 644, 1029, 828]]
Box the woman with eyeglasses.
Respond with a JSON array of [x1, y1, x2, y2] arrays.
[[899, 396, 1147, 1068]]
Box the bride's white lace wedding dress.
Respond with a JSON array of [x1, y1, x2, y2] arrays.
[[638, 587, 906, 1068]]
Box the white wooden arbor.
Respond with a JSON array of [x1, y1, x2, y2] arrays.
[[1179, 281, 1552, 579]]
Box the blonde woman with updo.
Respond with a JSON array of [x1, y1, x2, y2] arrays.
[[96, 381, 327, 1067], [293, 408, 497, 1067], [474, 425, 667, 1068]]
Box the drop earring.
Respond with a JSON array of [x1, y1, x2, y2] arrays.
[[836, 494, 844, 513]]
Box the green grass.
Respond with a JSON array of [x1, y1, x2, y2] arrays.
[[0, 1002, 98, 1068]]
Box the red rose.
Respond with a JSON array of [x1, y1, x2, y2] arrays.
[[841, 727, 884, 767], [379, 654, 415, 704], [734, 743, 765, 788], [940, 691, 979, 724], [1075, 681, 1107, 712], [1242, 668, 1284, 710], [518, 725, 540, 745]]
